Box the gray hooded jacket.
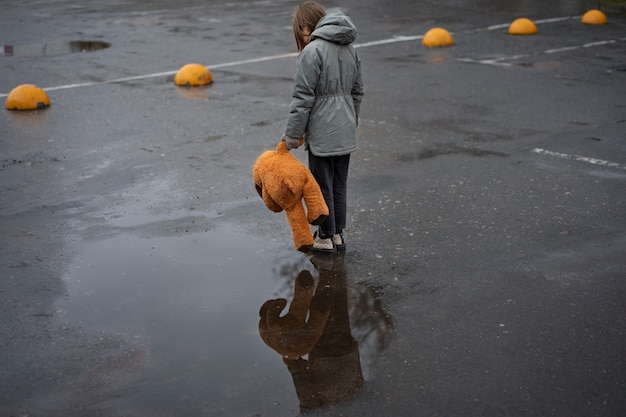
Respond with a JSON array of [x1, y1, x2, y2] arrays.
[[285, 10, 364, 156]]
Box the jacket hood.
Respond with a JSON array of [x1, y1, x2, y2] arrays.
[[311, 10, 357, 45]]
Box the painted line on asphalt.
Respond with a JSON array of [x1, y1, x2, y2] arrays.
[[532, 148, 626, 170], [474, 15, 578, 32], [459, 37, 626, 67], [545, 39, 621, 53], [354, 35, 424, 48], [0, 15, 612, 97], [0, 52, 302, 97]]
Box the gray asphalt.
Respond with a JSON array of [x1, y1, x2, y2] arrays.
[[1, 0, 625, 416]]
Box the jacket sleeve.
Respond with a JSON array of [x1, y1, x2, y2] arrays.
[[351, 49, 364, 126], [285, 47, 322, 139]]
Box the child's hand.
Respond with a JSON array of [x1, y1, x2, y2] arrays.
[[282, 134, 302, 150]]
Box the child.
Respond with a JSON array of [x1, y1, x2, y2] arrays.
[[282, 1, 364, 253]]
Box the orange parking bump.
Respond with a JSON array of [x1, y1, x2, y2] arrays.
[[174, 63, 213, 87], [422, 28, 454, 47], [508, 18, 538, 35], [5, 84, 50, 110], [581, 9, 608, 25]]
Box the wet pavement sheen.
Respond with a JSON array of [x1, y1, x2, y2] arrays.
[[54, 224, 386, 415], [1, 0, 625, 416]]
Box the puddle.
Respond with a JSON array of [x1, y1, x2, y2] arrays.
[[397, 144, 509, 162], [515, 60, 563, 70], [56, 223, 391, 415], [3, 40, 111, 57]]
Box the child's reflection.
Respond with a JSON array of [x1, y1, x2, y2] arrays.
[[259, 253, 363, 413]]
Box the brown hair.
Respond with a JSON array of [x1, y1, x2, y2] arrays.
[[292, 1, 326, 51]]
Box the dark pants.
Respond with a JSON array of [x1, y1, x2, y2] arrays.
[[308, 151, 351, 239]]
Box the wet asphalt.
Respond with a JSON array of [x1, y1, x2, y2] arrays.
[[1, 0, 625, 416]]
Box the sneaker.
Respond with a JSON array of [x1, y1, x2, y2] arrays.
[[313, 231, 336, 254], [333, 233, 346, 252]]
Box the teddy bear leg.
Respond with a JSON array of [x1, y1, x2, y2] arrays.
[[302, 180, 329, 225], [309, 213, 327, 226], [285, 203, 315, 252], [286, 271, 316, 320]]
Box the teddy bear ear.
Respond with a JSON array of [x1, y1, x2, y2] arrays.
[[277, 179, 298, 200], [259, 298, 288, 325]]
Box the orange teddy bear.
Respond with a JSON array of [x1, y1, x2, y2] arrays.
[[258, 270, 330, 359], [253, 141, 328, 252]]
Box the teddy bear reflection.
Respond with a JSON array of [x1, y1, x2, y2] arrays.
[[259, 261, 363, 413]]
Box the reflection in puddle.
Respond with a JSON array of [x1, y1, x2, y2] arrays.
[[175, 85, 212, 100], [57, 224, 391, 415], [3, 40, 111, 57], [259, 253, 393, 413]]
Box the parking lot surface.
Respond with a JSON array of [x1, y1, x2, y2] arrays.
[[1, 1, 625, 416]]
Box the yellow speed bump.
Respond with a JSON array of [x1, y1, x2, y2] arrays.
[[508, 18, 538, 35], [581, 9, 608, 25], [5, 84, 50, 110], [422, 28, 454, 47], [174, 63, 213, 87]]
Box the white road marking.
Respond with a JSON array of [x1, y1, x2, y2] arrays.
[[1, 15, 618, 97], [354, 35, 424, 48], [532, 148, 626, 171], [457, 56, 522, 67], [478, 16, 577, 32], [459, 37, 626, 67], [546, 39, 618, 53], [0, 53, 301, 96]]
